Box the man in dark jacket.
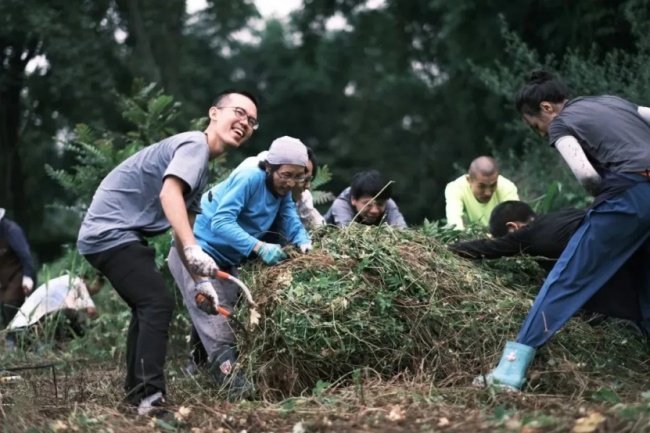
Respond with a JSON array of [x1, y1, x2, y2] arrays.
[[449, 201, 645, 327], [0, 208, 37, 345]]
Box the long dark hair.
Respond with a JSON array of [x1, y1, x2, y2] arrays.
[[515, 69, 571, 116]]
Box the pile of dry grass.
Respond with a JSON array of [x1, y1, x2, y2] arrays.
[[236, 225, 650, 399]]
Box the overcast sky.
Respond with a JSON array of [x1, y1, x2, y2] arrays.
[[186, 0, 303, 17]]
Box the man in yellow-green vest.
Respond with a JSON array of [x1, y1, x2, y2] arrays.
[[444, 156, 519, 230]]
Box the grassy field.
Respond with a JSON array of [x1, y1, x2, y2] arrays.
[[3, 348, 650, 433], [2, 226, 650, 432]]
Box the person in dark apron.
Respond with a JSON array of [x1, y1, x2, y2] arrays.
[[0, 208, 36, 347], [476, 70, 650, 391]]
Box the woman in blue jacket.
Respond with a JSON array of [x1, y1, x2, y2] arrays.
[[168, 136, 312, 399]]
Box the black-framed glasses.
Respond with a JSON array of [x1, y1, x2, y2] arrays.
[[217, 106, 259, 130]]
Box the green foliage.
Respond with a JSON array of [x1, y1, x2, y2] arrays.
[[45, 81, 184, 213], [120, 81, 183, 146], [13, 0, 650, 259], [311, 165, 335, 205], [420, 219, 489, 244], [38, 245, 97, 283]]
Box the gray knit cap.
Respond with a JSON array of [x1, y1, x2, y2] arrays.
[[266, 136, 308, 167], [0, 208, 4, 223]]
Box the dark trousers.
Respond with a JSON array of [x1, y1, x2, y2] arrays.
[[0, 300, 22, 328], [85, 241, 174, 404], [190, 325, 208, 366], [1, 300, 22, 343]]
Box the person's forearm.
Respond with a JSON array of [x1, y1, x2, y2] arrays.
[[387, 205, 407, 228], [446, 212, 464, 230], [7, 227, 36, 278], [160, 181, 198, 248], [450, 236, 525, 260], [555, 136, 602, 196], [253, 241, 263, 253], [444, 199, 464, 230]]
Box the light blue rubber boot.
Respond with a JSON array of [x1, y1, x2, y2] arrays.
[[473, 341, 536, 391]]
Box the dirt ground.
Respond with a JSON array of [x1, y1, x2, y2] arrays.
[[2, 359, 650, 433]]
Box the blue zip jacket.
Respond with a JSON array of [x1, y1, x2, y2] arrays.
[[194, 167, 310, 266]]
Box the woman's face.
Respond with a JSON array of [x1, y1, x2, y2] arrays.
[[269, 164, 306, 197], [292, 160, 314, 202]]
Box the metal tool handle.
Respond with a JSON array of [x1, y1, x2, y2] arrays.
[[194, 270, 257, 317], [213, 270, 256, 307]]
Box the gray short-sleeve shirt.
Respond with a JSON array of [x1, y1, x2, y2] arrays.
[[548, 95, 650, 174], [77, 131, 210, 254]]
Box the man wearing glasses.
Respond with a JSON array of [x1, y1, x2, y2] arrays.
[[77, 90, 259, 416], [167, 136, 312, 400]]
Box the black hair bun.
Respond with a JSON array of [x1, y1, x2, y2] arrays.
[[527, 69, 555, 85]]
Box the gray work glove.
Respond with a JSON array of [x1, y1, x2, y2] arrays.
[[195, 280, 220, 315], [183, 244, 219, 277]]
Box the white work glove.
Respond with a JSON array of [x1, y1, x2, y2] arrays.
[[22, 276, 34, 294], [195, 280, 220, 315], [183, 244, 219, 277], [299, 243, 312, 254]]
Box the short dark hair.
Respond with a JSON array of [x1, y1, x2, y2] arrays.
[[489, 201, 536, 238], [515, 69, 570, 116], [212, 89, 259, 109], [306, 146, 318, 179], [350, 170, 392, 201]]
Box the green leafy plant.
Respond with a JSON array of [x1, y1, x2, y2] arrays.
[[311, 164, 335, 205], [45, 80, 184, 214]]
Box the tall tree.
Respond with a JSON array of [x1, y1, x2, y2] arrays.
[[0, 0, 123, 227]]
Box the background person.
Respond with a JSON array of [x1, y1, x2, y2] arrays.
[[324, 170, 407, 228], [0, 207, 37, 348], [444, 156, 519, 230]]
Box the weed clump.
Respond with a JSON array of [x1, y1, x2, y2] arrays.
[[238, 225, 650, 399]]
